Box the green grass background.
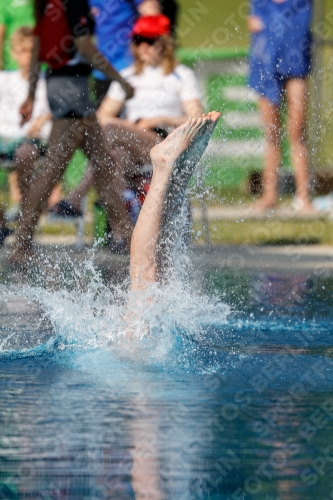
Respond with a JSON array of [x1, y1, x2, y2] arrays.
[[177, 0, 249, 49]]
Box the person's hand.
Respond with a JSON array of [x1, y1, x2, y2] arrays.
[[247, 15, 264, 33], [27, 115, 50, 139], [122, 82, 135, 100], [20, 97, 34, 126], [27, 122, 41, 138]]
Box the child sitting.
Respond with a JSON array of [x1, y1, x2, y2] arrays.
[[0, 26, 57, 243]]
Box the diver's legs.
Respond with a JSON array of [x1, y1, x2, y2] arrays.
[[16, 142, 62, 208], [130, 112, 220, 291]]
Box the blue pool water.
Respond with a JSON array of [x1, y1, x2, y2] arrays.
[[1, 253, 333, 499]]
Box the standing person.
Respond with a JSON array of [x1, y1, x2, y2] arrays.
[[248, 0, 314, 214], [10, 0, 135, 265], [89, 0, 161, 103], [0, 0, 34, 70]]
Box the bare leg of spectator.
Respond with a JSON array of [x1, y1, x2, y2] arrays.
[[251, 97, 281, 213], [15, 142, 40, 203], [65, 162, 94, 212], [12, 120, 83, 260], [15, 143, 62, 209], [81, 117, 133, 246], [57, 123, 161, 214], [12, 117, 132, 262], [286, 78, 314, 214]]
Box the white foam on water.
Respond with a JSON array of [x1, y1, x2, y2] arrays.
[[0, 253, 230, 373]]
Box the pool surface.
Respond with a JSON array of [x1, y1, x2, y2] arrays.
[[0, 247, 333, 499]]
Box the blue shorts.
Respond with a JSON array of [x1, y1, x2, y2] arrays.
[[249, 31, 311, 106], [46, 76, 96, 120]]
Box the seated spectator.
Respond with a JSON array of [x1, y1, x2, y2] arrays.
[[52, 15, 202, 234], [0, 0, 34, 70], [0, 27, 59, 243]]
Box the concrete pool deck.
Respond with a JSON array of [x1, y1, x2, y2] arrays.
[[191, 205, 332, 220], [0, 242, 331, 276]]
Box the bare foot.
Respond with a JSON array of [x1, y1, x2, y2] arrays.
[[177, 110, 221, 171], [150, 116, 208, 173], [292, 198, 317, 216], [154, 112, 220, 203], [298, 204, 317, 216], [150, 112, 220, 176], [249, 198, 277, 215]]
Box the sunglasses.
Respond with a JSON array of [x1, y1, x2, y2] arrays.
[[132, 35, 158, 46]]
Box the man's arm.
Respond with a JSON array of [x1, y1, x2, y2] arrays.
[[27, 113, 52, 138], [20, 36, 41, 125], [28, 36, 41, 99], [75, 36, 134, 99]]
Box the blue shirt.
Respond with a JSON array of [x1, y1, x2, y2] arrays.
[[251, 0, 312, 44], [249, 0, 312, 104], [89, 0, 143, 79]]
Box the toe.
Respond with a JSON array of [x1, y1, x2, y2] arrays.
[[191, 117, 201, 128], [211, 111, 221, 121]]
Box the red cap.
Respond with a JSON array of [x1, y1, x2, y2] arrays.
[[132, 15, 171, 38]]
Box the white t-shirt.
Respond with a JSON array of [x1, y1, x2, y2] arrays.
[[106, 64, 201, 123], [0, 71, 51, 140]]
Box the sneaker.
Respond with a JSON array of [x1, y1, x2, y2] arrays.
[[0, 227, 14, 246], [49, 200, 83, 218]]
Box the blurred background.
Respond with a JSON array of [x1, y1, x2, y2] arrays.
[[1, 0, 333, 247], [177, 0, 333, 189]]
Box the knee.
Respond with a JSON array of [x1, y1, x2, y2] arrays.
[[15, 143, 39, 164]]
